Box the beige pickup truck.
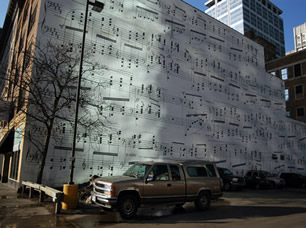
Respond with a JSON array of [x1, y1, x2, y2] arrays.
[[91, 160, 223, 219]]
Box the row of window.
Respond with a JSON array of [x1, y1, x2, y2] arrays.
[[286, 107, 305, 118], [285, 84, 304, 102], [144, 164, 217, 181], [271, 63, 303, 80], [243, 0, 281, 16], [245, 24, 285, 57], [244, 8, 284, 42]]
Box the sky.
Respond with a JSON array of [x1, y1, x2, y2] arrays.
[[0, 0, 305, 52]]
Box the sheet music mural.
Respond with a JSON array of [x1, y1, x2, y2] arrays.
[[32, 0, 306, 185]]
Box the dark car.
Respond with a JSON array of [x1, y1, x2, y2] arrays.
[[245, 170, 285, 189], [217, 167, 246, 191], [280, 172, 306, 188]]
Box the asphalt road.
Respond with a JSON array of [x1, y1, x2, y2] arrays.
[[1, 185, 306, 228]]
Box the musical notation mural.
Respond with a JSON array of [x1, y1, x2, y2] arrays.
[[27, 0, 306, 185]]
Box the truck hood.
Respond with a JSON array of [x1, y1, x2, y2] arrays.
[[95, 175, 138, 184]]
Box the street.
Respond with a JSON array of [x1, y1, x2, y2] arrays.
[[1, 184, 306, 228]]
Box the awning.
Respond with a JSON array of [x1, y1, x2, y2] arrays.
[[0, 129, 14, 154]]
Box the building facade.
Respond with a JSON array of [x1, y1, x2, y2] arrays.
[[0, 0, 306, 188], [205, 0, 285, 58], [294, 22, 306, 52], [266, 49, 306, 123]]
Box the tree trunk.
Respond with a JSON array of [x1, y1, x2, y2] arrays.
[[36, 123, 53, 184]]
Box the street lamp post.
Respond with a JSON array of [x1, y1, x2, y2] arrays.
[[69, 0, 104, 185]]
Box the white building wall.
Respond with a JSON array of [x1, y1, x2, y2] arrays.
[[23, 0, 306, 186]]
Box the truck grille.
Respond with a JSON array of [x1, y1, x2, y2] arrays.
[[95, 182, 105, 188], [95, 188, 105, 194], [238, 177, 245, 182]]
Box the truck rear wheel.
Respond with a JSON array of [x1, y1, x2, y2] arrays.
[[118, 194, 138, 219], [194, 191, 211, 211]]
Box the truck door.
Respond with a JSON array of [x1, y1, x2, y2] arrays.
[[167, 165, 186, 203], [143, 164, 173, 204]]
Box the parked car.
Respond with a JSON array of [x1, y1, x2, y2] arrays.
[[245, 170, 285, 189], [217, 167, 246, 191], [280, 172, 306, 188], [91, 160, 223, 219]]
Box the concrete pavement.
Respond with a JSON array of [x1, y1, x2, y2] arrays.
[[1, 183, 306, 227]]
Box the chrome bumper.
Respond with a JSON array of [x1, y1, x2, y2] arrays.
[[91, 191, 117, 209]]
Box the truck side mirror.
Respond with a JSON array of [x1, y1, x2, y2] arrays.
[[146, 176, 153, 183]]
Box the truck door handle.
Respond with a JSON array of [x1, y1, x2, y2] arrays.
[[167, 183, 171, 187]]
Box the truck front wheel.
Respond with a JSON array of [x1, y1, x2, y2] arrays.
[[194, 191, 211, 211], [118, 194, 138, 219]]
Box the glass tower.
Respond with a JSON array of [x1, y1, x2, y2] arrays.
[[205, 0, 285, 57]]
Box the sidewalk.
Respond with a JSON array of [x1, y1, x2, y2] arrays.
[[0, 183, 114, 227], [0, 183, 56, 227]]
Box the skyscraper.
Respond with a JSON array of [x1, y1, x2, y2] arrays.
[[205, 0, 285, 57], [294, 22, 306, 52]]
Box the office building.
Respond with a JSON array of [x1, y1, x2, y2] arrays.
[[294, 22, 306, 52], [205, 0, 285, 57], [0, 0, 305, 188]]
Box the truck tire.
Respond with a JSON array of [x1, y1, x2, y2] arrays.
[[224, 182, 231, 191], [195, 191, 211, 211], [118, 194, 138, 219]]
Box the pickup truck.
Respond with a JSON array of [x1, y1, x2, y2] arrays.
[[91, 160, 223, 219]]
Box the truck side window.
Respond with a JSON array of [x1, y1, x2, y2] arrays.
[[187, 167, 207, 177], [170, 165, 181, 181], [206, 164, 216, 177], [149, 165, 169, 181]]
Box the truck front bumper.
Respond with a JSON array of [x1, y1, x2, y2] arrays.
[[91, 192, 117, 209]]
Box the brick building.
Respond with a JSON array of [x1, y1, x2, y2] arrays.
[[266, 49, 306, 122]]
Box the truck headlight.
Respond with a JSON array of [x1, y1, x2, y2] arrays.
[[104, 185, 115, 198], [232, 178, 238, 183]]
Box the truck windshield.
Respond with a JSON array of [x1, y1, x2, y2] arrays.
[[123, 164, 152, 178], [223, 168, 233, 176]]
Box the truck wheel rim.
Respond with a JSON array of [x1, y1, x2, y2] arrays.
[[200, 195, 207, 205], [123, 200, 134, 214]]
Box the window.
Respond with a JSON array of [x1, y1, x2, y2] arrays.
[[268, 3, 271, 9], [296, 85, 303, 94], [286, 111, 290, 117], [9, 150, 20, 180], [295, 85, 304, 100], [270, 71, 275, 76], [273, 15, 278, 27], [281, 68, 288, 80], [29, 5, 37, 32], [124, 164, 151, 178], [262, 7, 268, 20], [206, 164, 217, 177], [170, 165, 181, 181], [187, 167, 208, 177], [256, 3, 262, 15], [279, 19, 283, 30], [297, 107, 305, 117], [294, 64, 302, 77], [149, 165, 169, 181], [285, 88, 289, 101]]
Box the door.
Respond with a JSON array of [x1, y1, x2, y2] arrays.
[[143, 164, 173, 204]]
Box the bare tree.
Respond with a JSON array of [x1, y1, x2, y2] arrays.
[[0, 41, 107, 184]]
